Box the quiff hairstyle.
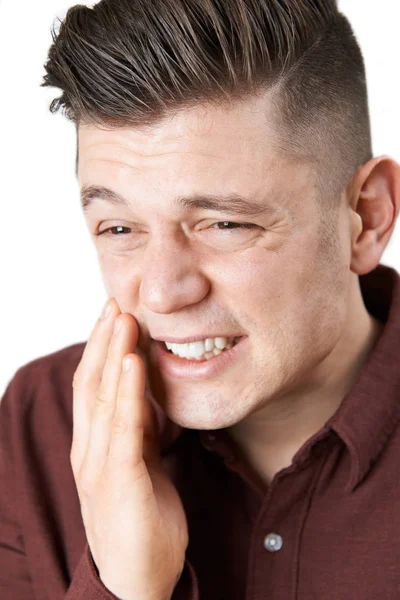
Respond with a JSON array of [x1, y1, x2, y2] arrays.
[[42, 0, 372, 202]]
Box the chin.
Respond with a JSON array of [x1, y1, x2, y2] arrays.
[[153, 385, 246, 431]]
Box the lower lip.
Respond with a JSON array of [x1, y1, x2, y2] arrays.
[[150, 337, 248, 380]]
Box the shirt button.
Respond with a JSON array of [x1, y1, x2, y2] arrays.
[[208, 433, 216, 442], [264, 533, 283, 553]]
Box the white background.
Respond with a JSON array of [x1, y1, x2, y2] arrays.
[[0, 0, 399, 396]]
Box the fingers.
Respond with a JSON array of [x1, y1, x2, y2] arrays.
[[80, 312, 140, 483], [107, 353, 146, 468], [71, 299, 121, 474]]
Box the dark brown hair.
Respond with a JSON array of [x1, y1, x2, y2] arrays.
[[41, 0, 372, 201]]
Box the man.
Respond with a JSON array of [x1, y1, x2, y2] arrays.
[[1, 0, 399, 598]]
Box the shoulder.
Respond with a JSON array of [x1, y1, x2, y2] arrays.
[[1, 342, 87, 423], [13, 342, 86, 382], [1, 341, 185, 455]]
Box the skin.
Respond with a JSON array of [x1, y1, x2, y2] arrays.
[[77, 90, 399, 490], [71, 303, 189, 600]]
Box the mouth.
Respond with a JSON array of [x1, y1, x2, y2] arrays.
[[150, 335, 248, 380], [163, 336, 242, 361]]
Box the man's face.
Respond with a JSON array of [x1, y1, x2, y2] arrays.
[[78, 92, 351, 430]]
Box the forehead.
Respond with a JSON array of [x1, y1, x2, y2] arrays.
[[78, 93, 279, 168], [77, 93, 313, 209]]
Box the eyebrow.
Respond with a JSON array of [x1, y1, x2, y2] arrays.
[[80, 184, 275, 218]]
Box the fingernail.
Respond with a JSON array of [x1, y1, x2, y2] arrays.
[[100, 300, 112, 320]]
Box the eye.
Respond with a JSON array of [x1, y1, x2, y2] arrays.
[[97, 226, 132, 236], [211, 221, 258, 231]]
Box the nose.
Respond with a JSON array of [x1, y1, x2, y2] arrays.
[[139, 234, 210, 314]]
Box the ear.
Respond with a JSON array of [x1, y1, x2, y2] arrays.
[[348, 156, 400, 275]]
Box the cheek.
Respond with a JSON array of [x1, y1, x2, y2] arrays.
[[98, 253, 141, 307], [216, 241, 315, 314], [222, 236, 347, 365]]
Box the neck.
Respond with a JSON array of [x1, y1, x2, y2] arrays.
[[228, 277, 384, 487]]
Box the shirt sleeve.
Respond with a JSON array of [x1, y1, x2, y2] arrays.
[[0, 379, 34, 597], [66, 544, 200, 599], [0, 372, 200, 600]]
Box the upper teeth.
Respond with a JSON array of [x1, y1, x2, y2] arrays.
[[165, 336, 238, 359]]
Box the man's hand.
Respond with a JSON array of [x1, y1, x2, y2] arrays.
[[71, 299, 189, 600]]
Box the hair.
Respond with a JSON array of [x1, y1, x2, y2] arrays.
[[41, 0, 373, 204]]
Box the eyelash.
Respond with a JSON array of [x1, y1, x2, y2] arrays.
[[97, 222, 258, 236]]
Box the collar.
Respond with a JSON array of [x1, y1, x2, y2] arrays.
[[328, 264, 400, 491]]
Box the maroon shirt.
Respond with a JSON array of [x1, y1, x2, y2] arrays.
[[1, 263, 400, 599]]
